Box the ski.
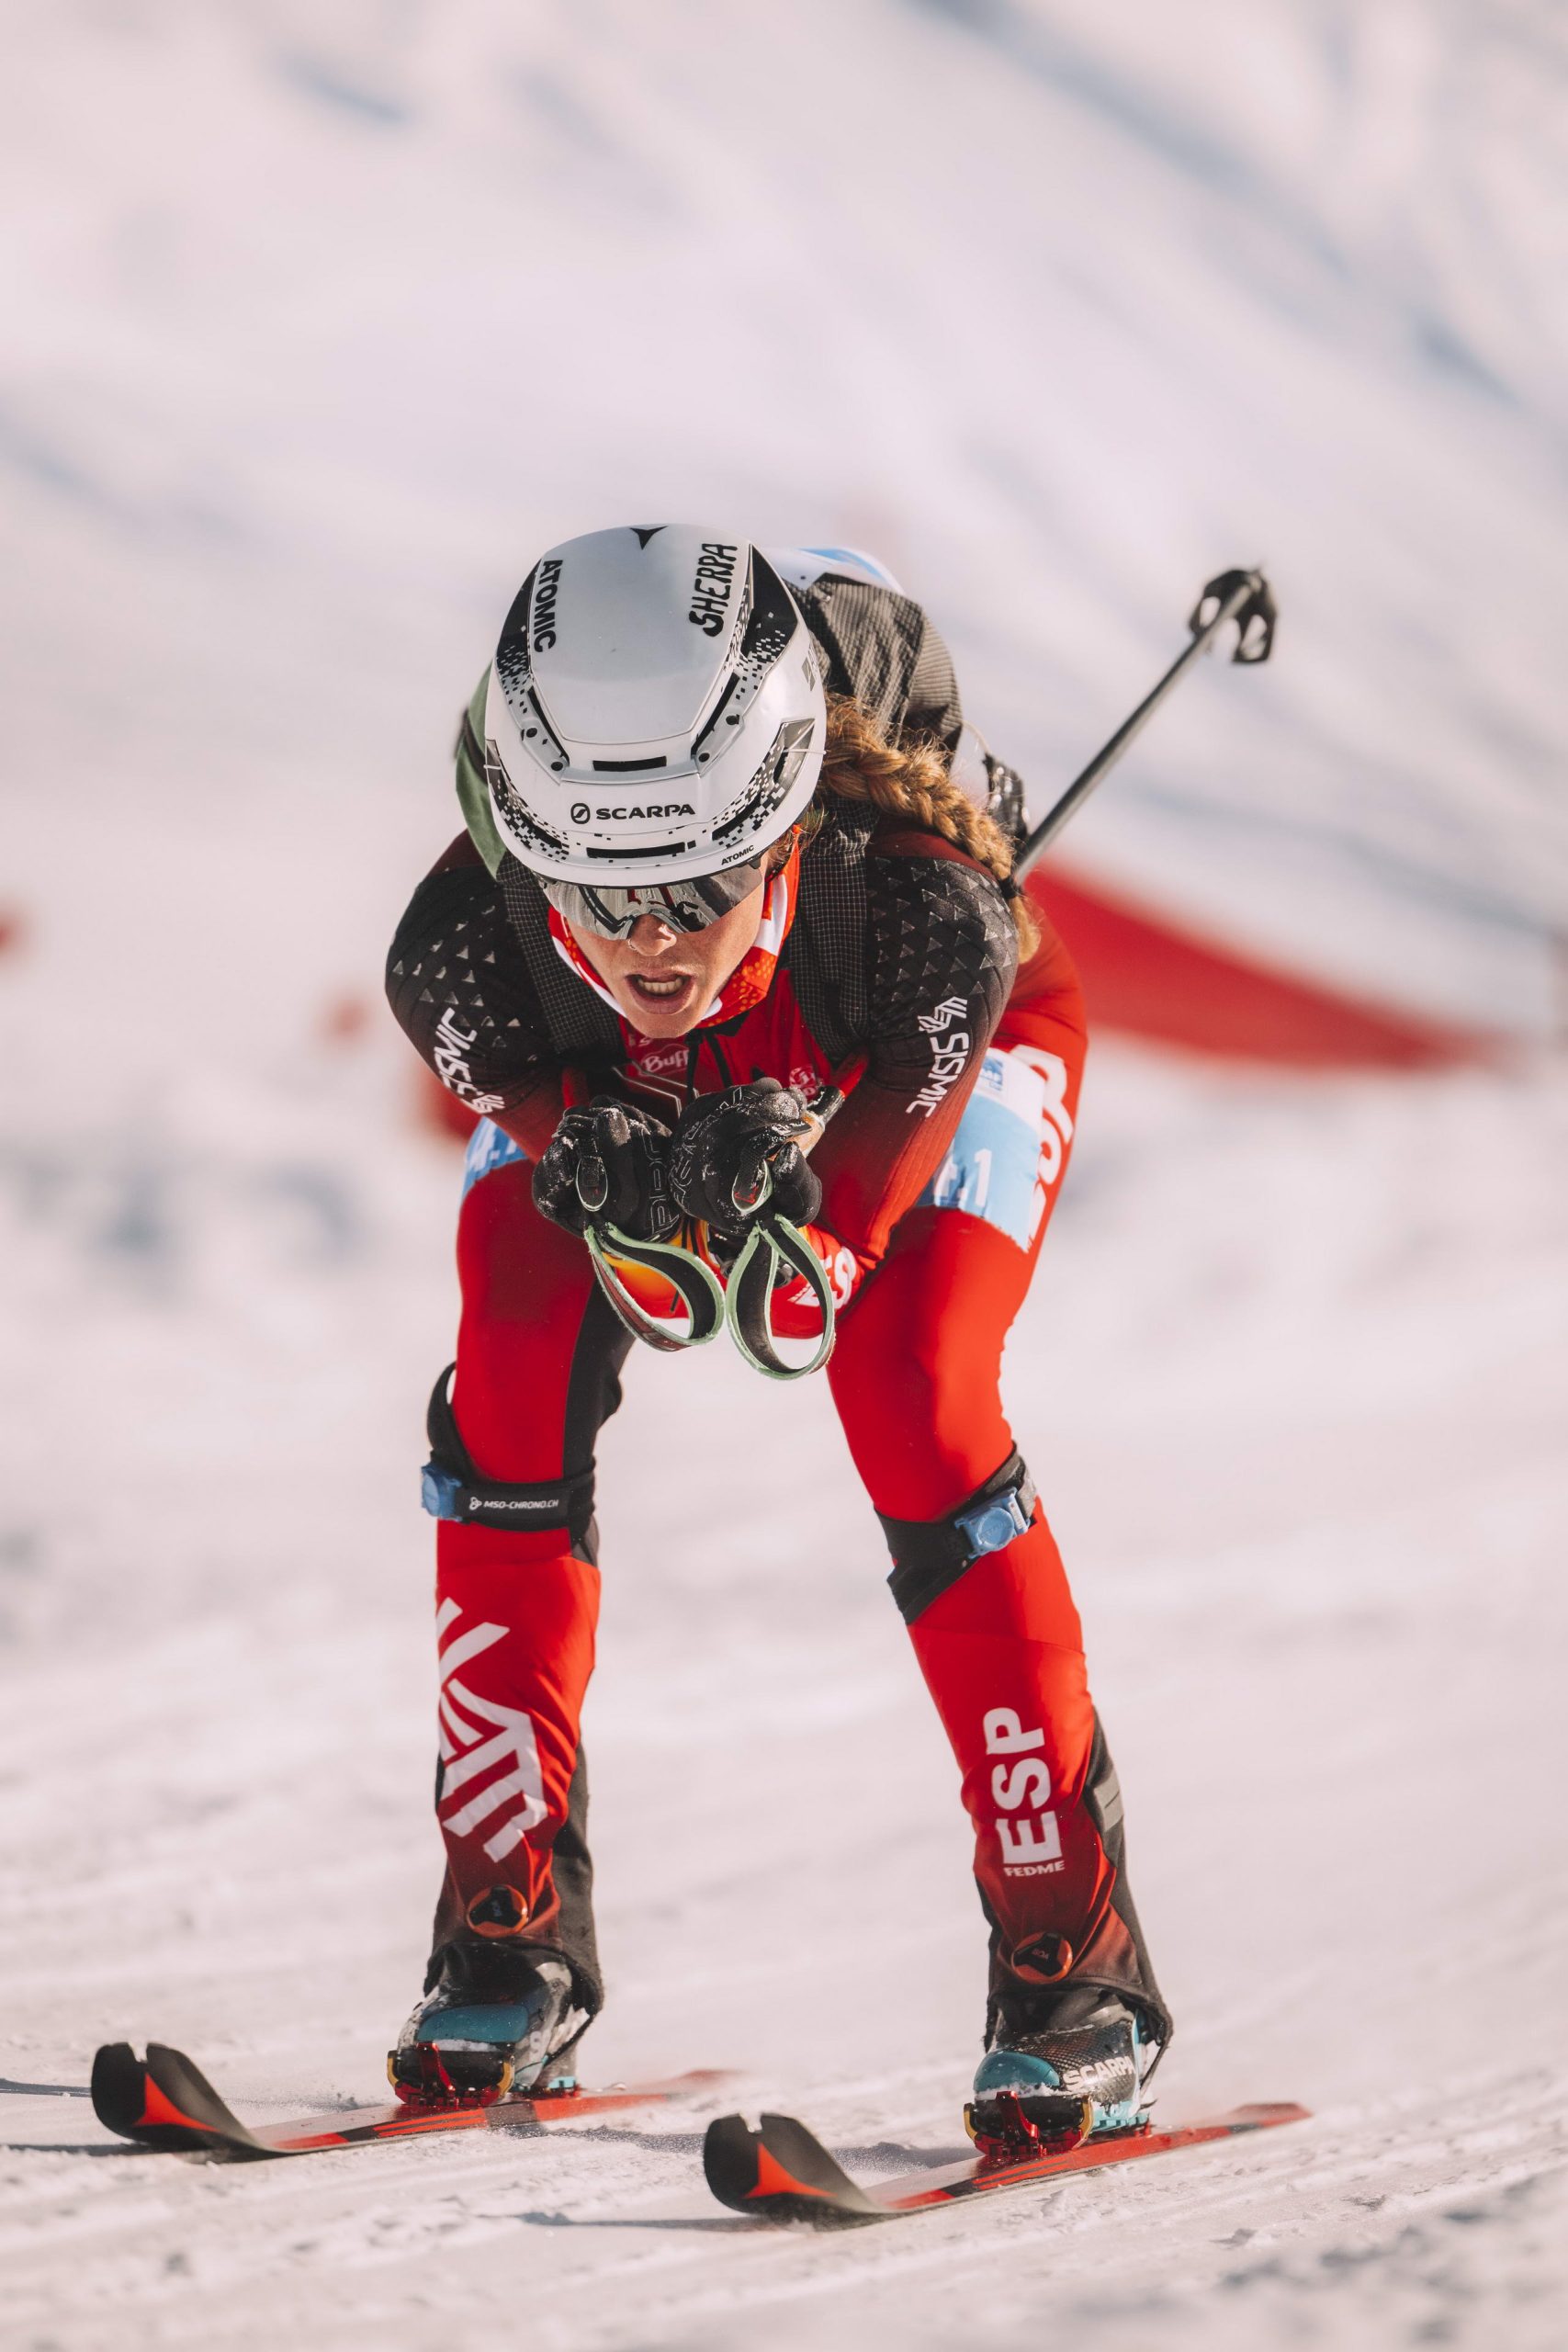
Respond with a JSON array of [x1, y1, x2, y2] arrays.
[[91, 2041, 730, 2162], [704, 2099, 1310, 2227]]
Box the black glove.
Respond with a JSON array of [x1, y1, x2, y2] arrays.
[[669, 1079, 823, 1240], [532, 1096, 678, 1241]]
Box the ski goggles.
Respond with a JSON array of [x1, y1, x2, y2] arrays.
[[539, 857, 772, 942]]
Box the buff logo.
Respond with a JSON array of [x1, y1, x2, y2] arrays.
[[689, 541, 739, 636], [531, 559, 563, 654], [595, 803, 695, 820]]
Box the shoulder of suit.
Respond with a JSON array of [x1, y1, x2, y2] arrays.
[[867, 823, 989, 874]]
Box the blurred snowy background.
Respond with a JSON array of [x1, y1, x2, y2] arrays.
[[1, 5, 1565, 2348]]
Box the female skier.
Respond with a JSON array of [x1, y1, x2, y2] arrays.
[[385, 527, 1169, 2147]]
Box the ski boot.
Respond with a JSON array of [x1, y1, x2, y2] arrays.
[[966, 1988, 1157, 2162], [389, 1936, 587, 2109]]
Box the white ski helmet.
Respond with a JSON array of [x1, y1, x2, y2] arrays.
[[482, 526, 828, 889]]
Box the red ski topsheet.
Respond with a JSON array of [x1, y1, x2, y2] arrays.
[[91, 2041, 729, 2161], [703, 2101, 1310, 2225]]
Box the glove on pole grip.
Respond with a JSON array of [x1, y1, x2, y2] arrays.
[[582, 1083, 846, 1369]]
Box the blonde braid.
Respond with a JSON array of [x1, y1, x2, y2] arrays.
[[814, 694, 1040, 957]]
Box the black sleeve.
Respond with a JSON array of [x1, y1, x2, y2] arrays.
[[860, 846, 1017, 1101], [385, 860, 562, 1131], [810, 842, 1018, 1262]]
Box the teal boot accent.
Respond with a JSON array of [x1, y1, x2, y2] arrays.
[[389, 1944, 585, 2105], [969, 1991, 1155, 2150]]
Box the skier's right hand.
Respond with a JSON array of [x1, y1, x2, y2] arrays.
[[532, 1097, 679, 1243]]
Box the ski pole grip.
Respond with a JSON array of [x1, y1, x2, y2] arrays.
[[730, 1152, 773, 1216], [800, 1085, 845, 1153], [575, 1155, 609, 1215], [1189, 568, 1276, 664]]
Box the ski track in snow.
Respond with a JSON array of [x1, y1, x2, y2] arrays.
[[3, 4, 1567, 2346]]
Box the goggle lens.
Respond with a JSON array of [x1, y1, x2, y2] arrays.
[[541, 860, 771, 942]]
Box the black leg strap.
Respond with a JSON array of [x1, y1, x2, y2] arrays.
[[878, 1450, 1039, 1625], [421, 1363, 595, 1538]]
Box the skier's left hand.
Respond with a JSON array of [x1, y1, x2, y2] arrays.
[[669, 1079, 823, 1239], [532, 1096, 679, 1241]]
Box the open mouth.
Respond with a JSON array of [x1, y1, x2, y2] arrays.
[[626, 970, 696, 1011]]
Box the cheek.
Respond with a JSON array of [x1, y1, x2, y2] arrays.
[[700, 933, 749, 992], [566, 927, 621, 982], [707, 895, 766, 975]]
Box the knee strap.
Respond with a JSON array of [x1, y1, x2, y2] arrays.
[[877, 1450, 1038, 1625], [420, 1364, 596, 1538]]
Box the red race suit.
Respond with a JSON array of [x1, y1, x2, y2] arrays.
[[386, 559, 1168, 2048]]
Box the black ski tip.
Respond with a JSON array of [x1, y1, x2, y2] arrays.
[[89, 2042, 270, 2159], [704, 2112, 759, 2208], [90, 2043, 149, 2140], [704, 2110, 884, 2228]]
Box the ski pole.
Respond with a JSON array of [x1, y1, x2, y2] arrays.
[[1014, 568, 1277, 877]]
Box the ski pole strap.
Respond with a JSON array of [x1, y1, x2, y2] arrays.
[[583, 1220, 728, 1353], [878, 1450, 1039, 1623], [724, 1214, 837, 1380], [420, 1363, 595, 1535]]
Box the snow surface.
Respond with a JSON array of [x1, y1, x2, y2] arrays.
[[2, 4, 1566, 2347]]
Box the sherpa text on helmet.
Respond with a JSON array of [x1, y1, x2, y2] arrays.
[[482, 526, 828, 889]]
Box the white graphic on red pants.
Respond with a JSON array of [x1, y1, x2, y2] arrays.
[[434, 1599, 547, 1863], [984, 1705, 1064, 1876]]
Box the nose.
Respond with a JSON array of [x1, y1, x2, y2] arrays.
[[628, 913, 682, 953]]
